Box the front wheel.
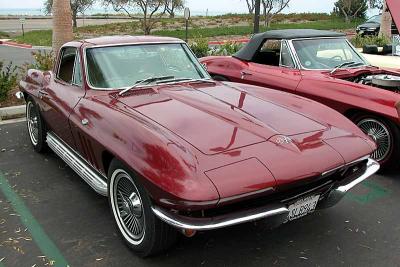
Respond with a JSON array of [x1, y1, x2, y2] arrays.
[[352, 114, 400, 170], [108, 159, 178, 257], [26, 97, 47, 153]]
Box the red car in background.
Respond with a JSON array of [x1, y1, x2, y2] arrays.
[[201, 29, 400, 170], [19, 36, 379, 256]]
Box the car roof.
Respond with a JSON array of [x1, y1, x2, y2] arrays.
[[254, 29, 345, 40], [234, 29, 346, 61], [77, 35, 184, 47]]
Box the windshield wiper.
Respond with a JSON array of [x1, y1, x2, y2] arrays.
[[119, 76, 175, 96], [155, 77, 216, 85], [330, 62, 364, 75]]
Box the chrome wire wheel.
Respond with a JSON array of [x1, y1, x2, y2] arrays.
[[27, 102, 39, 146], [110, 169, 145, 245], [357, 118, 391, 162]]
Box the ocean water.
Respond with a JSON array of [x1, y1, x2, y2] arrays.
[[0, 8, 234, 16]]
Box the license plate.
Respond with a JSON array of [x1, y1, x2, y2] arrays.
[[287, 195, 320, 221]]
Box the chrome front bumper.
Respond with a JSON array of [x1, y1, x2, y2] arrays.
[[152, 158, 380, 231]]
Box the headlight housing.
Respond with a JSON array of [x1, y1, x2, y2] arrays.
[[395, 101, 400, 121]]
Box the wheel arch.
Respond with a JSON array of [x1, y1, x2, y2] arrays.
[[344, 108, 400, 127]]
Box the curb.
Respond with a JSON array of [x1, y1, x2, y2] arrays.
[[0, 40, 33, 49], [0, 105, 26, 121]]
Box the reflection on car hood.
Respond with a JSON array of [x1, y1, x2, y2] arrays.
[[117, 82, 336, 155]]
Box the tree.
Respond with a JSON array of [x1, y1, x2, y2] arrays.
[[45, 0, 96, 28], [104, 0, 165, 35], [244, 0, 256, 14], [52, 0, 73, 54], [368, 0, 384, 9], [333, 0, 368, 22], [261, 0, 290, 27], [164, 0, 184, 18], [379, 0, 392, 38]]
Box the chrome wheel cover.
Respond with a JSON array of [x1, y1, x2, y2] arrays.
[[110, 169, 145, 245], [357, 118, 391, 162], [27, 102, 39, 146]]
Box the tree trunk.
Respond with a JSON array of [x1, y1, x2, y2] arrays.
[[380, 1, 392, 38], [52, 0, 73, 55], [72, 10, 78, 28]]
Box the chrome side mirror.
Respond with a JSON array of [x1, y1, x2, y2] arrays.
[[15, 91, 24, 100]]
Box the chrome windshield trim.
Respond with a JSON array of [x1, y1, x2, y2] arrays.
[[82, 42, 209, 91], [287, 37, 369, 71]]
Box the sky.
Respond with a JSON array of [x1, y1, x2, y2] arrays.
[[0, 0, 339, 14]]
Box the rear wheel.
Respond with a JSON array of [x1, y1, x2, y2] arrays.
[[26, 97, 47, 153], [351, 113, 400, 170], [108, 159, 178, 257]]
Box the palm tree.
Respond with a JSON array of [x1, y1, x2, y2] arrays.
[[52, 0, 73, 54], [379, 0, 392, 38]]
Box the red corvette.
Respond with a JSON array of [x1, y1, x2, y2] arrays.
[[19, 36, 379, 256], [201, 29, 400, 170]]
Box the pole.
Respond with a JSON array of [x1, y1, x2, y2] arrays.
[[22, 24, 25, 37], [253, 0, 261, 34], [185, 20, 188, 43]]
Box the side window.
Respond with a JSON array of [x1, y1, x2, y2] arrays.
[[280, 42, 295, 68], [57, 47, 77, 84], [253, 39, 281, 66], [73, 53, 82, 86]]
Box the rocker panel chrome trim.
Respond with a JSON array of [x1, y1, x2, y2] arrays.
[[46, 132, 108, 196]]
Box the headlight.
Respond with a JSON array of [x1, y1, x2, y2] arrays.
[[368, 27, 377, 31]]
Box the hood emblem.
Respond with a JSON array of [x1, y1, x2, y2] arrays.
[[275, 136, 293, 145]]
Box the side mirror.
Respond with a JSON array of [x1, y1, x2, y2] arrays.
[[15, 91, 24, 100]]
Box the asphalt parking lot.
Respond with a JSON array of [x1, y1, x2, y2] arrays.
[[0, 121, 399, 267]]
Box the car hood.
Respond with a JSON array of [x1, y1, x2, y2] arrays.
[[117, 82, 341, 155], [387, 0, 400, 30]]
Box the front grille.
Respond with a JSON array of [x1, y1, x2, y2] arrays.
[[182, 159, 368, 218]]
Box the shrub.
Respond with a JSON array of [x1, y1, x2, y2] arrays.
[[30, 50, 54, 71], [0, 61, 18, 102], [189, 37, 210, 58], [209, 41, 244, 56], [351, 34, 391, 48], [22, 50, 55, 73]]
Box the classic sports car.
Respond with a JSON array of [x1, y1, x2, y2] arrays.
[[18, 36, 379, 257], [201, 29, 400, 170]]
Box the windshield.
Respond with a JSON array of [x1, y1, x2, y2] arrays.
[[85, 43, 210, 89], [292, 38, 366, 70], [366, 15, 381, 23]]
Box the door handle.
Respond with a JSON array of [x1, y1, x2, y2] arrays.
[[81, 118, 89, 126], [241, 71, 252, 79], [38, 90, 49, 99]]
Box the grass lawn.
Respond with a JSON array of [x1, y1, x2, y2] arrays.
[[13, 18, 362, 47], [0, 31, 10, 38]]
